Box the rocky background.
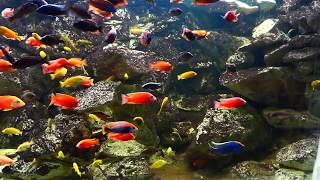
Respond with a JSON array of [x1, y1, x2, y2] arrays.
[[0, 0, 319, 179]]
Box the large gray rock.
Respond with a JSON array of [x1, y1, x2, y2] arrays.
[[275, 168, 312, 180], [231, 161, 278, 179], [96, 140, 146, 158], [226, 51, 255, 70], [276, 137, 318, 171]]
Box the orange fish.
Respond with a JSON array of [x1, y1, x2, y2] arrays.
[[0, 155, 15, 166], [108, 133, 135, 141], [0, 46, 12, 57], [49, 93, 79, 109], [42, 58, 69, 74], [88, 4, 113, 19], [192, 30, 209, 39], [192, 0, 219, 5], [149, 61, 173, 72], [76, 138, 100, 149], [108, 0, 128, 7], [67, 58, 87, 68], [0, 96, 25, 111], [0, 59, 16, 72], [121, 92, 157, 104], [25, 37, 46, 49]]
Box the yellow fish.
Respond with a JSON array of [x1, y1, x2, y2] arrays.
[[73, 162, 82, 177], [157, 97, 169, 116], [32, 32, 41, 41], [77, 39, 93, 45], [50, 67, 68, 80], [130, 27, 146, 35], [88, 114, 101, 122], [0, 26, 24, 41], [39, 51, 47, 58], [2, 127, 22, 136], [16, 141, 33, 152], [133, 116, 144, 124], [123, 73, 129, 80], [311, 80, 320, 90], [63, 46, 72, 52], [47, 118, 54, 128], [60, 76, 93, 88], [32, 158, 38, 164], [57, 150, 65, 160], [150, 159, 167, 169], [91, 159, 103, 167], [61, 33, 79, 53], [177, 71, 197, 80], [106, 75, 115, 81], [163, 147, 175, 157]]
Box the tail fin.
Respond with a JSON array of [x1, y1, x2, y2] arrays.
[[177, 75, 181, 80], [95, 138, 100, 145], [49, 94, 56, 107], [214, 101, 221, 109], [50, 74, 55, 80], [59, 81, 65, 88], [121, 94, 128, 104]]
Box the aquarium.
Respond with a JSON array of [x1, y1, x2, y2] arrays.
[[0, 0, 318, 179]]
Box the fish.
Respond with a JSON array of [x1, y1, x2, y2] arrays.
[[91, 159, 103, 167], [0, 47, 12, 58], [105, 28, 117, 44], [77, 39, 93, 45], [106, 75, 115, 81], [0, 96, 25, 111], [57, 150, 65, 160], [192, 0, 220, 5], [170, 0, 184, 3], [38, 34, 64, 46], [76, 138, 100, 150], [192, 157, 208, 168], [61, 33, 80, 53], [73, 19, 103, 33], [123, 73, 129, 80], [133, 116, 144, 124], [130, 27, 146, 35], [1, 8, 14, 19], [169, 8, 183, 16], [150, 159, 167, 169], [121, 92, 157, 104], [311, 80, 320, 90], [16, 141, 33, 152], [25, 37, 46, 49], [0, 26, 24, 41], [287, 29, 298, 38], [13, 56, 48, 69], [31, 0, 48, 7], [108, 0, 129, 7], [88, 0, 117, 13], [21, 90, 37, 103], [140, 31, 152, 46], [70, 4, 92, 19], [36, 4, 68, 16], [73, 162, 82, 177], [39, 51, 47, 58], [2, 127, 22, 136], [163, 147, 175, 156], [192, 30, 209, 40], [0, 46, 14, 64], [182, 28, 196, 41], [214, 97, 246, 109], [0, 155, 15, 166], [223, 10, 240, 23], [157, 96, 169, 116], [149, 61, 173, 72], [88, 4, 113, 19], [60, 76, 94, 88], [50, 67, 68, 80], [42, 58, 69, 74], [8, 2, 38, 22], [0, 60, 16, 73], [49, 93, 79, 109], [177, 71, 197, 80], [67, 58, 88, 69], [209, 141, 245, 155], [63, 46, 72, 52], [108, 132, 135, 141], [177, 52, 193, 62], [88, 113, 101, 122], [102, 121, 138, 134], [142, 82, 162, 90]]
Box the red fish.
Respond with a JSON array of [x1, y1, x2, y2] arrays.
[[0, 60, 16, 72], [76, 138, 100, 149], [0, 155, 15, 166], [1, 8, 14, 19], [25, 37, 46, 48], [108, 0, 128, 7], [108, 133, 135, 141], [49, 93, 79, 109], [214, 97, 246, 109], [223, 10, 240, 23], [0, 46, 12, 57], [140, 31, 152, 46], [192, 0, 219, 5], [170, 0, 184, 4], [149, 61, 173, 72], [0, 96, 25, 111], [42, 58, 69, 74], [102, 121, 138, 134], [121, 92, 157, 104], [89, 5, 113, 19]]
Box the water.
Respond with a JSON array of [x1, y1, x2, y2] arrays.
[[0, 0, 318, 179]]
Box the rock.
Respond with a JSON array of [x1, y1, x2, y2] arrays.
[[234, 0, 259, 15], [263, 109, 320, 128], [220, 67, 306, 108], [275, 168, 312, 180], [226, 51, 255, 70], [256, 0, 276, 12], [264, 44, 291, 66], [231, 161, 278, 179], [279, 0, 313, 13], [283, 47, 320, 63], [252, 19, 279, 39], [96, 140, 146, 158], [276, 137, 318, 171]]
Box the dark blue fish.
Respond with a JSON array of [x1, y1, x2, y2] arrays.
[[12, 56, 49, 69], [142, 82, 162, 90], [169, 8, 183, 16], [8, 2, 38, 22], [30, 0, 48, 7], [209, 141, 245, 155], [39, 34, 64, 46], [73, 20, 102, 32], [177, 52, 193, 62], [105, 28, 117, 44], [102, 121, 138, 134], [70, 4, 92, 19], [0, 46, 15, 64], [36, 4, 68, 16], [88, 0, 117, 13], [182, 28, 196, 41]]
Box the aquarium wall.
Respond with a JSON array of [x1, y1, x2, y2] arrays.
[[0, 0, 319, 179]]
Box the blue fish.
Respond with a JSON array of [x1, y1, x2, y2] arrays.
[[36, 4, 68, 16], [142, 82, 162, 90], [30, 0, 48, 7], [209, 141, 245, 155], [102, 121, 138, 134]]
